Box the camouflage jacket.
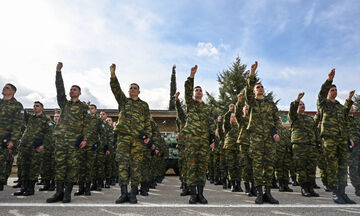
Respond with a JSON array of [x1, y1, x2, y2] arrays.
[[276, 124, 292, 153], [175, 99, 186, 132], [183, 77, 215, 141], [245, 74, 279, 137], [0, 97, 24, 149], [347, 116, 360, 145], [317, 79, 353, 138], [54, 71, 91, 140], [110, 76, 152, 138], [21, 112, 52, 148], [235, 101, 250, 146], [223, 111, 240, 150], [216, 120, 225, 149], [87, 114, 105, 148], [151, 118, 161, 152], [289, 100, 319, 145]]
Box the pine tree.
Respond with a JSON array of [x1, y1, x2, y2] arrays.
[[169, 65, 177, 110]]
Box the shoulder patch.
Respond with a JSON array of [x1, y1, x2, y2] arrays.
[[102, 124, 105, 128], [49, 122, 53, 126], [87, 110, 91, 114], [20, 110, 25, 114]]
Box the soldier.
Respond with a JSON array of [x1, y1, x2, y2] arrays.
[[0, 83, 24, 191], [213, 119, 222, 186], [317, 69, 355, 204], [183, 65, 215, 204], [347, 106, 360, 196], [106, 116, 118, 186], [223, 105, 242, 192], [14, 101, 51, 196], [217, 116, 228, 189], [46, 62, 91, 203], [100, 111, 114, 189], [110, 63, 152, 204], [245, 61, 280, 204]]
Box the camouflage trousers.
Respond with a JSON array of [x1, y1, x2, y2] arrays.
[[184, 135, 210, 187], [220, 147, 228, 179], [240, 144, 253, 183], [224, 149, 241, 181], [20, 144, 42, 181], [140, 147, 153, 182], [178, 144, 187, 182], [0, 140, 11, 184], [349, 144, 360, 187], [317, 149, 328, 185], [54, 136, 79, 183], [93, 150, 105, 181], [77, 144, 96, 182], [323, 136, 349, 188], [213, 151, 221, 180], [275, 150, 292, 182], [6, 153, 13, 181], [16, 145, 23, 179], [116, 135, 143, 186], [293, 144, 317, 184], [104, 152, 114, 179], [41, 144, 55, 181], [249, 136, 276, 187], [207, 150, 214, 179]]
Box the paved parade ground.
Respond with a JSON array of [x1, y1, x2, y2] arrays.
[[1, 175, 360, 216]]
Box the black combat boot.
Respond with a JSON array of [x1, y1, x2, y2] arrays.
[[308, 182, 319, 197], [301, 182, 311, 197], [62, 182, 73, 203], [272, 179, 279, 189], [48, 180, 55, 191], [149, 180, 157, 189], [180, 182, 185, 189], [255, 186, 263, 204], [105, 178, 111, 188], [189, 186, 197, 204], [39, 180, 51, 191], [279, 180, 285, 192], [214, 178, 222, 185], [339, 185, 356, 204], [197, 185, 208, 204], [14, 180, 27, 196], [355, 185, 360, 197], [115, 185, 128, 204], [128, 185, 138, 204], [140, 182, 148, 196], [263, 186, 279, 204], [96, 180, 102, 191], [90, 181, 97, 191], [237, 181, 243, 192], [282, 180, 293, 192], [227, 180, 232, 189], [222, 178, 227, 189], [331, 187, 346, 204], [209, 176, 214, 184], [0, 184, 3, 191], [250, 181, 257, 196], [180, 183, 190, 196], [313, 182, 320, 189], [23, 180, 36, 196], [12, 178, 22, 188], [84, 182, 91, 196], [291, 176, 299, 186], [46, 182, 64, 203], [231, 180, 237, 192], [110, 177, 116, 186], [74, 182, 84, 196], [244, 182, 252, 196]]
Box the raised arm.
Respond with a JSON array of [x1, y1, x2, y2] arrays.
[[109, 64, 127, 107], [318, 69, 334, 108], [289, 92, 304, 123], [185, 65, 197, 107], [245, 61, 257, 107], [55, 62, 67, 109]]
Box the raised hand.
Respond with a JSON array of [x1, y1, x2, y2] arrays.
[[217, 115, 222, 122], [349, 90, 355, 100], [175, 92, 180, 101], [229, 104, 234, 112], [296, 92, 305, 102], [250, 61, 258, 76], [328, 68, 335, 81], [237, 93, 243, 102], [56, 62, 63, 72], [190, 65, 198, 78], [273, 134, 280, 142], [110, 64, 116, 78]]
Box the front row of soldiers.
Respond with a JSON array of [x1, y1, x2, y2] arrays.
[[176, 62, 359, 205], [0, 62, 168, 204]]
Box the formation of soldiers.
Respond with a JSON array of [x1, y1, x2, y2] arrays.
[[0, 61, 359, 205]]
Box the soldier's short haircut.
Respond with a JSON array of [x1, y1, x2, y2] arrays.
[[330, 84, 337, 89], [130, 83, 140, 90], [194, 86, 202, 89], [6, 83, 17, 92], [89, 104, 97, 109], [255, 82, 263, 86], [71, 85, 81, 91], [34, 101, 44, 107]]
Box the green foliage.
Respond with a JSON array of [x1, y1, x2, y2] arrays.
[[354, 94, 360, 111], [169, 65, 177, 110]]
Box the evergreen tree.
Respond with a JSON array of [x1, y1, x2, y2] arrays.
[[169, 65, 177, 110], [354, 94, 360, 111]]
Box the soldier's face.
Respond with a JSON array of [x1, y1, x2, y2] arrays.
[[194, 87, 203, 99], [69, 86, 81, 98], [89, 105, 97, 114], [298, 101, 305, 113], [242, 106, 249, 117], [328, 87, 337, 99], [100, 111, 107, 120], [254, 84, 264, 96], [33, 103, 43, 114], [129, 84, 140, 98], [106, 117, 113, 125], [2, 84, 15, 97], [230, 114, 237, 124], [54, 114, 60, 123]]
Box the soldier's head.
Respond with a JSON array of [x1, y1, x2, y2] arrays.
[[253, 83, 264, 98], [89, 104, 97, 115], [2, 83, 17, 98], [327, 84, 337, 100], [230, 113, 237, 124], [242, 105, 249, 117], [33, 101, 44, 115], [298, 101, 305, 114], [128, 83, 140, 99], [100, 111, 107, 120], [54, 113, 60, 123], [106, 117, 113, 126], [194, 86, 203, 100], [350, 105, 355, 115], [70, 85, 81, 99]]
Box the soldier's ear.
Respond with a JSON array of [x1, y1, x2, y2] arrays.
[[139, 90, 140, 94]]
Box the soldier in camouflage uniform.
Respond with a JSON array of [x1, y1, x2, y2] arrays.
[[217, 117, 228, 189], [213, 120, 222, 185], [275, 118, 293, 192], [223, 104, 242, 192], [245, 61, 280, 204], [101, 112, 114, 189], [46, 62, 91, 203], [74, 104, 104, 196], [347, 106, 360, 196], [110, 64, 152, 204], [0, 83, 24, 191], [289, 93, 320, 197], [14, 101, 52, 196], [183, 65, 215, 204], [317, 69, 355, 204], [106, 116, 118, 186]]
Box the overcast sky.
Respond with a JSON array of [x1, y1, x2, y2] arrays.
[[1, 0, 359, 111]]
